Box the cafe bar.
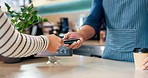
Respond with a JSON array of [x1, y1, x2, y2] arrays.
[[0, 0, 148, 78]]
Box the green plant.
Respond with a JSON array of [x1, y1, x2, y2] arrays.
[[5, 3, 48, 33]]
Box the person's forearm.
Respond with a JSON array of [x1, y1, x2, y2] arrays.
[[78, 25, 96, 41], [13, 34, 49, 57], [0, 8, 49, 58]]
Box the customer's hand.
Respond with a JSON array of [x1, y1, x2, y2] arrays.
[[63, 32, 84, 49], [47, 34, 63, 53], [142, 57, 148, 70]]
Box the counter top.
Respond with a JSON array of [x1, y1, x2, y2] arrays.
[[83, 40, 105, 46], [0, 55, 147, 78], [73, 40, 105, 57]]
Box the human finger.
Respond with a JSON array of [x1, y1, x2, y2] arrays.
[[68, 42, 79, 49], [142, 63, 148, 70], [72, 40, 82, 49], [63, 32, 71, 40], [143, 57, 148, 65]]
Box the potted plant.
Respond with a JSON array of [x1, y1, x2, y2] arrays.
[[0, 3, 48, 63], [5, 3, 48, 33]]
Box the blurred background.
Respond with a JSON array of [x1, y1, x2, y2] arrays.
[[0, 0, 106, 60], [0, 0, 106, 41]]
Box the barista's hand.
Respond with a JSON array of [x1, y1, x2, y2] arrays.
[[142, 57, 148, 70], [63, 32, 84, 49], [47, 34, 63, 53]]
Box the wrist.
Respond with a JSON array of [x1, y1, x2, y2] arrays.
[[78, 31, 86, 41], [40, 35, 50, 51], [78, 25, 96, 41], [46, 35, 53, 46]]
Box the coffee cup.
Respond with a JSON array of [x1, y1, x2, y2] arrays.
[[133, 48, 148, 70]]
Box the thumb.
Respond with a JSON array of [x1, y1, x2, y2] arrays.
[[63, 33, 69, 40], [80, 37, 84, 42], [61, 40, 64, 45]]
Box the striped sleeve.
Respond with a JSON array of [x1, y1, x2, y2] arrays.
[[0, 8, 49, 58]]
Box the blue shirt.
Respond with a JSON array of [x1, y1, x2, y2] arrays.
[[83, 0, 148, 62]]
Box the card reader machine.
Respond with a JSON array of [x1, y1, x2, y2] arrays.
[[36, 39, 79, 57]]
